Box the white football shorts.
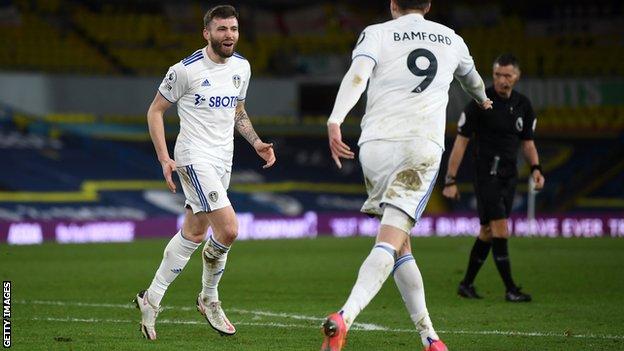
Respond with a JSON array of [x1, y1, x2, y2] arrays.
[[359, 137, 442, 221], [177, 163, 231, 213]]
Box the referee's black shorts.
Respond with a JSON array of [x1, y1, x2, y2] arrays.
[[474, 172, 518, 225]]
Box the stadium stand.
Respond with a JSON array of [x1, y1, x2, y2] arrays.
[[0, 0, 622, 221]]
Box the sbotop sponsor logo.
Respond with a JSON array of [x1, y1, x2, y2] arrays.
[[3, 281, 10, 348]]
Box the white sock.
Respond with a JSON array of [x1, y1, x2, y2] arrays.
[[201, 235, 230, 303], [340, 242, 396, 329], [393, 254, 439, 346], [147, 230, 200, 306]]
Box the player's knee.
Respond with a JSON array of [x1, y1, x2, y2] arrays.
[[380, 205, 415, 235], [221, 223, 238, 242], [183, 229, 205, 243]]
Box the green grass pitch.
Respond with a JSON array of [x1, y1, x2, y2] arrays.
[[2, 236, 623, 350]]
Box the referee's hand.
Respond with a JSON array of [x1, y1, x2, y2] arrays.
[[442, 184, 460, 201]]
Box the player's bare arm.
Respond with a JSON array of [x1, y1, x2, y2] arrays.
[[521, 140, 545, 190], [443, 135, 470, 200], [147, 92, 177, 193], [235, 101, 276, 169]]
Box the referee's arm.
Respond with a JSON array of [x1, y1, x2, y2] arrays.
[[521, 140, 545, 190], [443, 135, 470, 200]]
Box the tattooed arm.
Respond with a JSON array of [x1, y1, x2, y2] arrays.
[[234, 101, 260, 146], [235, 101, 276, 168]]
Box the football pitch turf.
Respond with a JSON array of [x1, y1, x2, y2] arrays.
[[2, 236, 623, 350]]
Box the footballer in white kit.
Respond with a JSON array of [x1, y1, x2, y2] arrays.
[[134, 5, 275, 341], [159, 47, 250, 213], [321, 1, 492, 351]]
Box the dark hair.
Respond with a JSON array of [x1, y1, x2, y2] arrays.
[[394, 0, 431, 11], [494, 53, 520, 69], [203, 5, 238, 28]]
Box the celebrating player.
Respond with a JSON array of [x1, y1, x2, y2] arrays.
[[321, 1, 491, 350], [134, 5, 275, 340]]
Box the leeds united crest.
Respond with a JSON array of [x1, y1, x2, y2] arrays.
[[232, 74, 241, 89]]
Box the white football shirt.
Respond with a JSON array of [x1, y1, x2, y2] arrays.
[[353, 13, 476, 149], [158, 47, 251, 168]]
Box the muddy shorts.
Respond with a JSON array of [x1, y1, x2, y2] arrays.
[[177, 162, 231, 214], [359, 138, 442, 222]]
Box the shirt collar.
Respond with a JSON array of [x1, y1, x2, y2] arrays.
[[400, 13, 425, 21]]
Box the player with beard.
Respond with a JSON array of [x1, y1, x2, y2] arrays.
[[134, 5, 275, 340]]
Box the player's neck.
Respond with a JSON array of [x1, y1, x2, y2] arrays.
[[205, 46, 228, 65], [395, 9, 425, 18]]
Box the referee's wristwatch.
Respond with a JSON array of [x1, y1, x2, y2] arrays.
[[530, 164, 542, 173], [444, 175, 456, 187]]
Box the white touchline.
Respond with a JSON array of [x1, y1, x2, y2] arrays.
[[16, 300, 624, 340]]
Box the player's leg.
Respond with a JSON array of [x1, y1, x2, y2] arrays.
[[340, 221, 407, 327], [200, 206, 236, 304], [135, 208, 208, 340], [393, 228, 445, 350], [186, 163, 237, 334], [458, 224, 492, 299], [321, 213, 407, 351]]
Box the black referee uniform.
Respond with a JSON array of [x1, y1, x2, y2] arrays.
[[458, 86, 536, 224]]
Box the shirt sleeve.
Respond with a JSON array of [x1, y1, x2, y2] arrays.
[[158, 63, 189, 103], [238, 64, 251, 101], [453, 35, 476, 78], [457, 101, 478, 137], [521, 98, 537, 140], [351, 26, 382, 66]]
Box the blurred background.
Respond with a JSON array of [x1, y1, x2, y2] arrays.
[[1, 0, 623, 244]]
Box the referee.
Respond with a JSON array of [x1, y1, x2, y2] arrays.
[[442, 53, 545, 302]]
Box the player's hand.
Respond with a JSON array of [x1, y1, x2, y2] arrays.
[[442, 184, 460, 201], [532, 170, 545, 191], [478, 99, 493, 110], [253, 140, 276, 169], [328, 122, 355, 169], [160, 158, 177, 193]]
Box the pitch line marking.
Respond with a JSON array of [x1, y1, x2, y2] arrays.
[[16, 300, 624, 340], [18, 299, 382, 331]]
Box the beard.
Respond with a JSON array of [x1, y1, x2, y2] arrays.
[[210, 39, 235, 58]]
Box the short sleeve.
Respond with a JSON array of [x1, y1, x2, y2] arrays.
[[457, 101, 478, 137], [453, 36, 476, 78], [521, 98, 536, 140], [351, 26, 382, 66], [158, 63, 188, 103], [238, 65, 251, 101]]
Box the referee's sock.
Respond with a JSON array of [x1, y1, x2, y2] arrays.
[[461, 238, 491, 286], [491, 237, 516, 291]]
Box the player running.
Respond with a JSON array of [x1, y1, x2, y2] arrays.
[[321, 1, 491, 350], [134, 5, 275, 340]]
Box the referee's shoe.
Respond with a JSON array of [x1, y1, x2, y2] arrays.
[[505, 286, 532, 302], [457, 282, 482, 299]]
